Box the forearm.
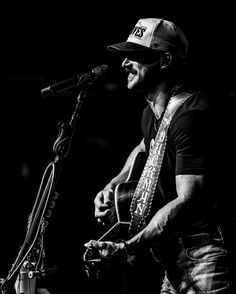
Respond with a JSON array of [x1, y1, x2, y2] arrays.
[[126, 197, 185, 254], [126, 174, 209, 255], [104, 171, 129, 191]]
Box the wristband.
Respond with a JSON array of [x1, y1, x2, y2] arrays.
[[120, 240, 135, 264]]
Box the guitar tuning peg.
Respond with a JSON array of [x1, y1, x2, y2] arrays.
[[45, 210, 52, 219], [48, 201, 55, 209], [52, 192, 59, 200]]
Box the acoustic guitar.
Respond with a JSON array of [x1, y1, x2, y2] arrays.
[[83, 151, 147, 279]]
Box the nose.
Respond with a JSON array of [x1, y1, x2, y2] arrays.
[[121, 58, 130, 68]]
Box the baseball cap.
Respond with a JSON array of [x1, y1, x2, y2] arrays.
[[107, 18, 189, 61]]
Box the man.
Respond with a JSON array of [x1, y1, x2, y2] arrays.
[[84, 18, 230, 293]]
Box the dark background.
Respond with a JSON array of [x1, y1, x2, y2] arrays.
[[0, 2, 235, 293]]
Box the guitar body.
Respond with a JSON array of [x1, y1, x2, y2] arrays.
[[98, 181, 137, 242], [99, 151, 146, 242], [83, 152, 146, 278]]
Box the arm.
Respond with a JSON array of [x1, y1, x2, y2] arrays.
[[85, 173, 213, 260], [126, 173, 212, 253], [94, 138, 146, 223]]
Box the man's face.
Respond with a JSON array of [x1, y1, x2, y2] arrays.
[[121, 54, 163, 92]]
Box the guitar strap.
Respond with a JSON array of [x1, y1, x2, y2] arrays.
[[128, 92, 192, 237]]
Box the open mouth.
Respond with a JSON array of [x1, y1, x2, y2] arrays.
[[128, 72, 135, 82], [126, 68, 137, 83]]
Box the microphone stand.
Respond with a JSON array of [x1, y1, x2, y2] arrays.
[[1, 90, 86, 294]]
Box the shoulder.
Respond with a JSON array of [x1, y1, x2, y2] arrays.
[[181, 91, 212, 112], [169, 90, 216, 142], [172, 90, 213, 124]]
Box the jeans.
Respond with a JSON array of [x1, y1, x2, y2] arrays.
[[160, 226, 230, 294]]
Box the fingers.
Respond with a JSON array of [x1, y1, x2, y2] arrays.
[[84, 240, 107, 249], [94, 189, 114, 225], [95, 204, 110, 216], [94, 189, 113, 208], [84, 240, 94, 248], [95, 207, 110, 219], [84, 240, 122, 264]]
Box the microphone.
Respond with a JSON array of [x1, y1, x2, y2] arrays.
[[28, 266, 58, 278], [41, 64, 109, 97]]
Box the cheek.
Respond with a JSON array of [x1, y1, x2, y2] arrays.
[[138, 70, 150, 86], [139, 67, 147, 78]]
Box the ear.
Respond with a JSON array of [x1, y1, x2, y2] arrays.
[[160, 52, 172, 69]]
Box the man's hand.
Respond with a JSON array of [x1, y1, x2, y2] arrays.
[[94, 187, 115, 225], [83, 239, 127, 279], [84, 240, 125, 262]]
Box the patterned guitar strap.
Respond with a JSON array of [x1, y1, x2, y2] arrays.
[[128, 92, 192, 237]]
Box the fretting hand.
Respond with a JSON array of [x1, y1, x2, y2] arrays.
[[94, 187, 116, 225]]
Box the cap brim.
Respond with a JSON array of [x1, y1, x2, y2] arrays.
[[107, 41, 151, 53]]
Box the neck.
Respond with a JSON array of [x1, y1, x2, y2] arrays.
[[146, 81, 170, 119]]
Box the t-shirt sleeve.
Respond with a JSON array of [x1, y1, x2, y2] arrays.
[[172, 109, 214, 175]]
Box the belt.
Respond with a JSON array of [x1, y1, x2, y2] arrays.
[[179, 225, 222, 248]]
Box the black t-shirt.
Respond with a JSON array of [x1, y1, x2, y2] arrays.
[[141, 91, 217, 209]]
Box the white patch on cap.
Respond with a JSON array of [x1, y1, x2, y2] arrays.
[[127, 19, 161, 48]]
